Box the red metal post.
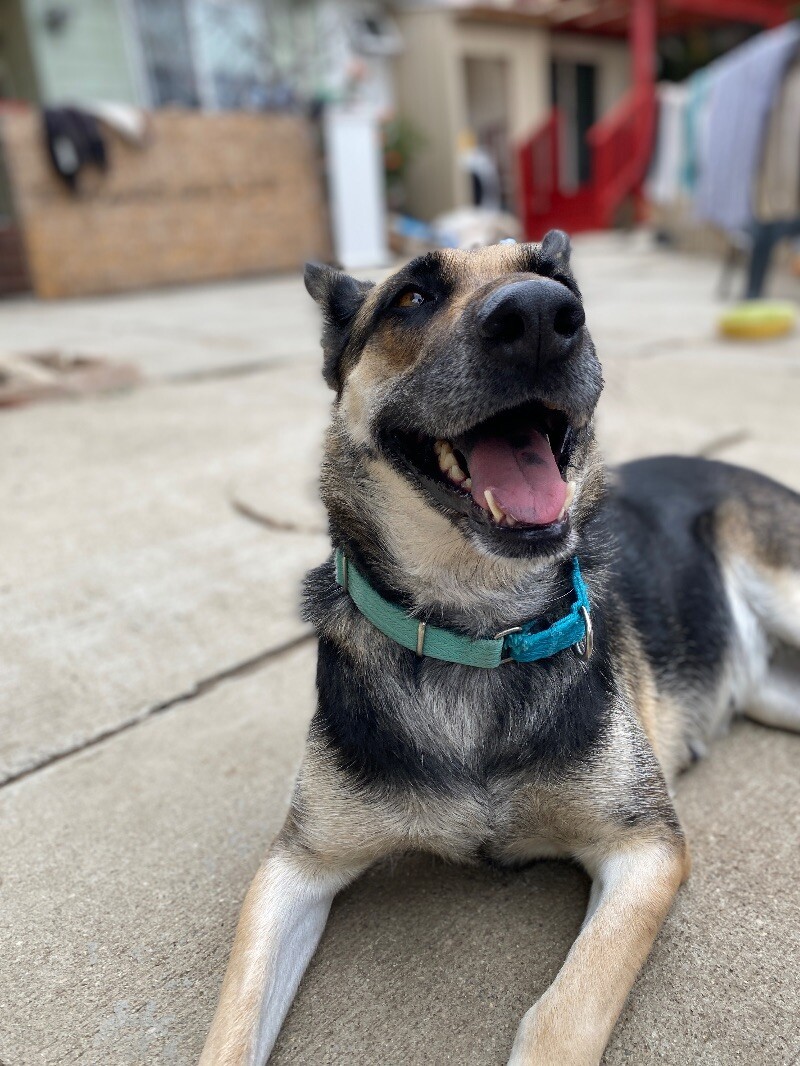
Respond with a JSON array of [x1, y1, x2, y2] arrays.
[[631, 0, 657, 88], [630, 0, 657, 219], [516, 139, 534, 241]]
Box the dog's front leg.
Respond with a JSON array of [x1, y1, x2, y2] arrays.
[[508, 833, 689, 1066], [199, 832, 366, 1066]]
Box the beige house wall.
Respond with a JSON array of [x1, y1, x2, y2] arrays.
[[548, 33, 631, 117], [452, 20, 550, 142], [394, 13, 633, 222], [395, 10, 551, 221], [393, 10, 461, 223]]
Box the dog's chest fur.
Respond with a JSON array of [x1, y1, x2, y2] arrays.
[[299, 561, 671, 866]]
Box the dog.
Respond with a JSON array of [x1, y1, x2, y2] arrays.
[[200, 231, 800, 1065]]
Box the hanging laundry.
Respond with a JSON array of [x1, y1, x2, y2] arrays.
[[694, 22, 800, 234], [43, 107, 108, 192], [81, 102, 149, 147], [680, 66, 713, 196], [756, 54, 800, 222], [646, 83, 688, 205]]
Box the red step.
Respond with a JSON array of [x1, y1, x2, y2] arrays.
[[517, 86, 655, 240]]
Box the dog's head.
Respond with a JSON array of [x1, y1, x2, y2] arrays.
[[306, 232, 604, 564]]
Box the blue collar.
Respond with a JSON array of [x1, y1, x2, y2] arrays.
[[335, 550, 592, 669]]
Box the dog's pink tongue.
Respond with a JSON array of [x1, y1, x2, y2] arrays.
[[469, 429, 566, 525]]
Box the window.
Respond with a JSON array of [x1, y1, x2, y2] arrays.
[[190, 0, 269, 110], [134, 0, 200, 108], [133, 0, 269, 110]]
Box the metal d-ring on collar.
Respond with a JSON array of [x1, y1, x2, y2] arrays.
[[573, 606, 593, 661]]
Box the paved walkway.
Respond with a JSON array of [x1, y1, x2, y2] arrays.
[[1, 234, 799, 1066]]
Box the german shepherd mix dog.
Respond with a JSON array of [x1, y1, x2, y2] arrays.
[[201, 232, 800, 1065]]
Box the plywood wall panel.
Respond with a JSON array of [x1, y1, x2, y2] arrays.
[[1, 108, 330, 298]]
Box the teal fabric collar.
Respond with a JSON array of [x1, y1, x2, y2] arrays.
[[335, 549, 592, 669]]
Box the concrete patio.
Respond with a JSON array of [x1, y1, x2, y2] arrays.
[[1, 233, 799, 1066]]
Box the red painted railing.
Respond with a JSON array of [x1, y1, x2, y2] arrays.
[[518, 107, 560, 221], [517, 85, 656, 240], [588, 84, 655, 223]]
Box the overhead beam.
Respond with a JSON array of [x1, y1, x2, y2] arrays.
[[666, 0, 788, 27]]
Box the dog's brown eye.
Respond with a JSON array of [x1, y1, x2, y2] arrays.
[[395, 290, 426, 308]]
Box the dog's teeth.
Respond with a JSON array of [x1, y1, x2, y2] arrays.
[[505, 515, 517, 527], [435, 440, 469, 490], [557, 481, 577, 522], [437, 441, 455, 471], [484, 488, 505, 523], [464, 477, 472, 490]]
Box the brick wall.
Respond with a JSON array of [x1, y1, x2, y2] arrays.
[[0, 223, 31, 296], [1, 108, 331, 299]]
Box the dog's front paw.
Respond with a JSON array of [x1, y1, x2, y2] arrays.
[[507, 999, 603, 1066]]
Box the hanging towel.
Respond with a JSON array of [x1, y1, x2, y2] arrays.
[[681, 66, 713, 195], [42, 107, 107, 192], [646, 83, 688, 205], [80, 101, 149, 146], [695, 22, 800, 234]]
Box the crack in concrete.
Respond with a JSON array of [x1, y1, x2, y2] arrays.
[[696, 428, 751, 458], [0, 632, 314, 792], [635, 335, 712, 358], [229, 493, 326, 535], [164, 355, 307, 384]]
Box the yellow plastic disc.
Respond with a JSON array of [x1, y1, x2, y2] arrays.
[[719, 301, 797, 340]]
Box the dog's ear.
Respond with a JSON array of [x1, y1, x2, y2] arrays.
[[304, 263, 374, 391], [540, 229, 572, 272]]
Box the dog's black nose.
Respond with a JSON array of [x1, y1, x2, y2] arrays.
[[477, 278, 585, 365]]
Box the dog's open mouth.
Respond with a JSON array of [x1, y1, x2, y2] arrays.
[[386, 400, 576, 534]]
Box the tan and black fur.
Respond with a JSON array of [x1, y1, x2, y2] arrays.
[[200, 233, 800, 1065]]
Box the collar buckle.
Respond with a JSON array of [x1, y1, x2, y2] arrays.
[[494, 625, 523, 666]]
